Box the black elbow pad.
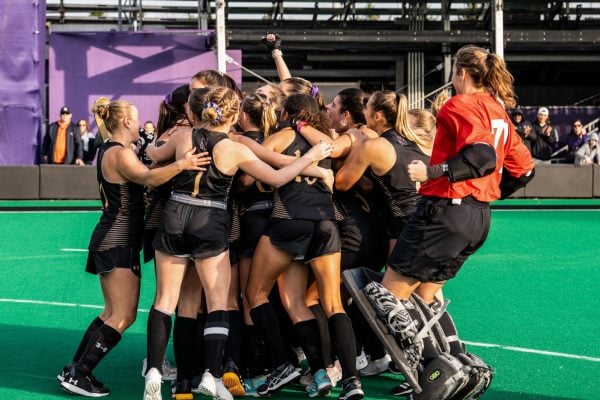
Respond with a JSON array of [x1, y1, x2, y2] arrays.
[[499, 168, 535, 199], [445, 143, 497, 182]]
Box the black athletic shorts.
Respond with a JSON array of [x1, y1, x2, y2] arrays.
[[268, 218, 341, 261], [387, 196, 491, 282], [339, 214, 388, 271], [239, 209, 271, 258], [153, 200, 230, 260], [86, 246, 142, 277]]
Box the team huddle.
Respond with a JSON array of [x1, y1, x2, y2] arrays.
[[56, 42, 535, 400]]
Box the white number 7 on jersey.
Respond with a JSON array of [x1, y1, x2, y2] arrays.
[[491, 119, 508, 150]]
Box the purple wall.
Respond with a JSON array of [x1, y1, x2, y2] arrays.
[[48, 31, 242, 140], [0, 0, 45, 166]]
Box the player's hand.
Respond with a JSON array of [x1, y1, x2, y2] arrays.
[[178, 148, 211, 171], [261, 32, 282, 51], [408, 160, 428, 182], [75, 158, 85, 166], [304, 141, 333, 162]]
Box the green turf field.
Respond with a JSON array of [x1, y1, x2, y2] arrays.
[[0, 201, 598, 399]]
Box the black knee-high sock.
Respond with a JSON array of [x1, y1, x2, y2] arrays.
[[349, 301, 386, 360], [72, 317, 104, 363], [204, 311, 229, 377], [146, 307, 173, 374], [293, 319, 325, 374], [328, 313, 358, 380], [309, 304, 334, 367], [242, 324, 267, 377], [76, 324, 121, 376], [174, 316, 197, 380], [225, 310, 242, 367], [193, 313, 207, 376], [250, 303, 288, 369], [435, 309, 464, 355]]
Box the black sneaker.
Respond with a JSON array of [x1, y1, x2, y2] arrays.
[[339, 377, 364, 400], [58, 364, 105, 390], [60, 368, 109, 397], [391, 381, 413, 397], [256, 362, 300, 396], [171, 379, 193, 399]]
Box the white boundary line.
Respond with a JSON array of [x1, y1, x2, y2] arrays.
[[0, 297, 598, 363], [61, 248, 88, 252], [462, 340, 600, 362], [0, 298, 149, 313]]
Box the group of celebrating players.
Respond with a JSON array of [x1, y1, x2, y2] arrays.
[[56, 34, 535, 400]]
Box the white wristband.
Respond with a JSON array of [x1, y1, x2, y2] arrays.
[[271, 49, 283, 59]]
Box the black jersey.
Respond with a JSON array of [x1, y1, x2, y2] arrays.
[[144, 138, 175, 230], [272, 132, 335, 220], [172, 128, 233, 202], [89, 141, 145, 251], [370, 129, 430, 220], [236, 130, 274, 214]]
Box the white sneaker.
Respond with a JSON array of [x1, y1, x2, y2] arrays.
[[356, 350, 368, 371], [358, 353, 391, 376], [143, 367, 163, 400], [214, 378, 234, 400], [141, 358, 177, 381], [326, 360, 343, 387], [195, 371, 216, 397]]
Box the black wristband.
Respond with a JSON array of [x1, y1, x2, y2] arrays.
[[426, 164, 445, 180]]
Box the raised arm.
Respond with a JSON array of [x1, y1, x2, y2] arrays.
[[262, 32, 292, 81]]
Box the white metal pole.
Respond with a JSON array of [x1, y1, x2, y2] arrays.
[[216, 0, 226, 73], [493, 0, 504, 58]]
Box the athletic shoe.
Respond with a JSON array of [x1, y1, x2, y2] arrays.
[[358, 354, 391, 376], [339, 377, 364, 400], [257, 362, 300, 396], [306, 368, 332, 398], [60, 368, 109, 398], [242, 375, 266, 398], [171, 379, 193, 400], [300, 372, 312, 386], [326, 360, 343, 387], [142, 358, 178, 381], [391, 381, 413, 396], [58, 365, 107, 391], [215, 378, 234, 400], [195, 371, 217, 397], [355, 350, 368, 371], [222, 361, 245, 397], [143, 367, 162, 400]]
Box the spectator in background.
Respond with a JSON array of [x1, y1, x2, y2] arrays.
[[78, 119, 102, 165], [42, 106, 84, 165], [531, 107, 558, 162], [511, 109, 534, 154], [138, 120, 156, 165], [574, 132, 599, 166], [565, 119, 587, 163]]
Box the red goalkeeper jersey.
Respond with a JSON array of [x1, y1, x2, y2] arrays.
[[420, 92, 534, 202]]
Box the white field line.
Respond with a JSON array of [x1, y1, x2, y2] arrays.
[[61, 248, 88, 252], [0, 298, 150, 313], [0, 297, 598, 363], [463, 340, 600, 362]]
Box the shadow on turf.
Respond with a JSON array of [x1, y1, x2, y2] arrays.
[[0, 324, 588, 400]]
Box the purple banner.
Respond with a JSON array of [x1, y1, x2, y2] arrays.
[[0, 0, 45, 166], [49, 31, 242, 140]]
